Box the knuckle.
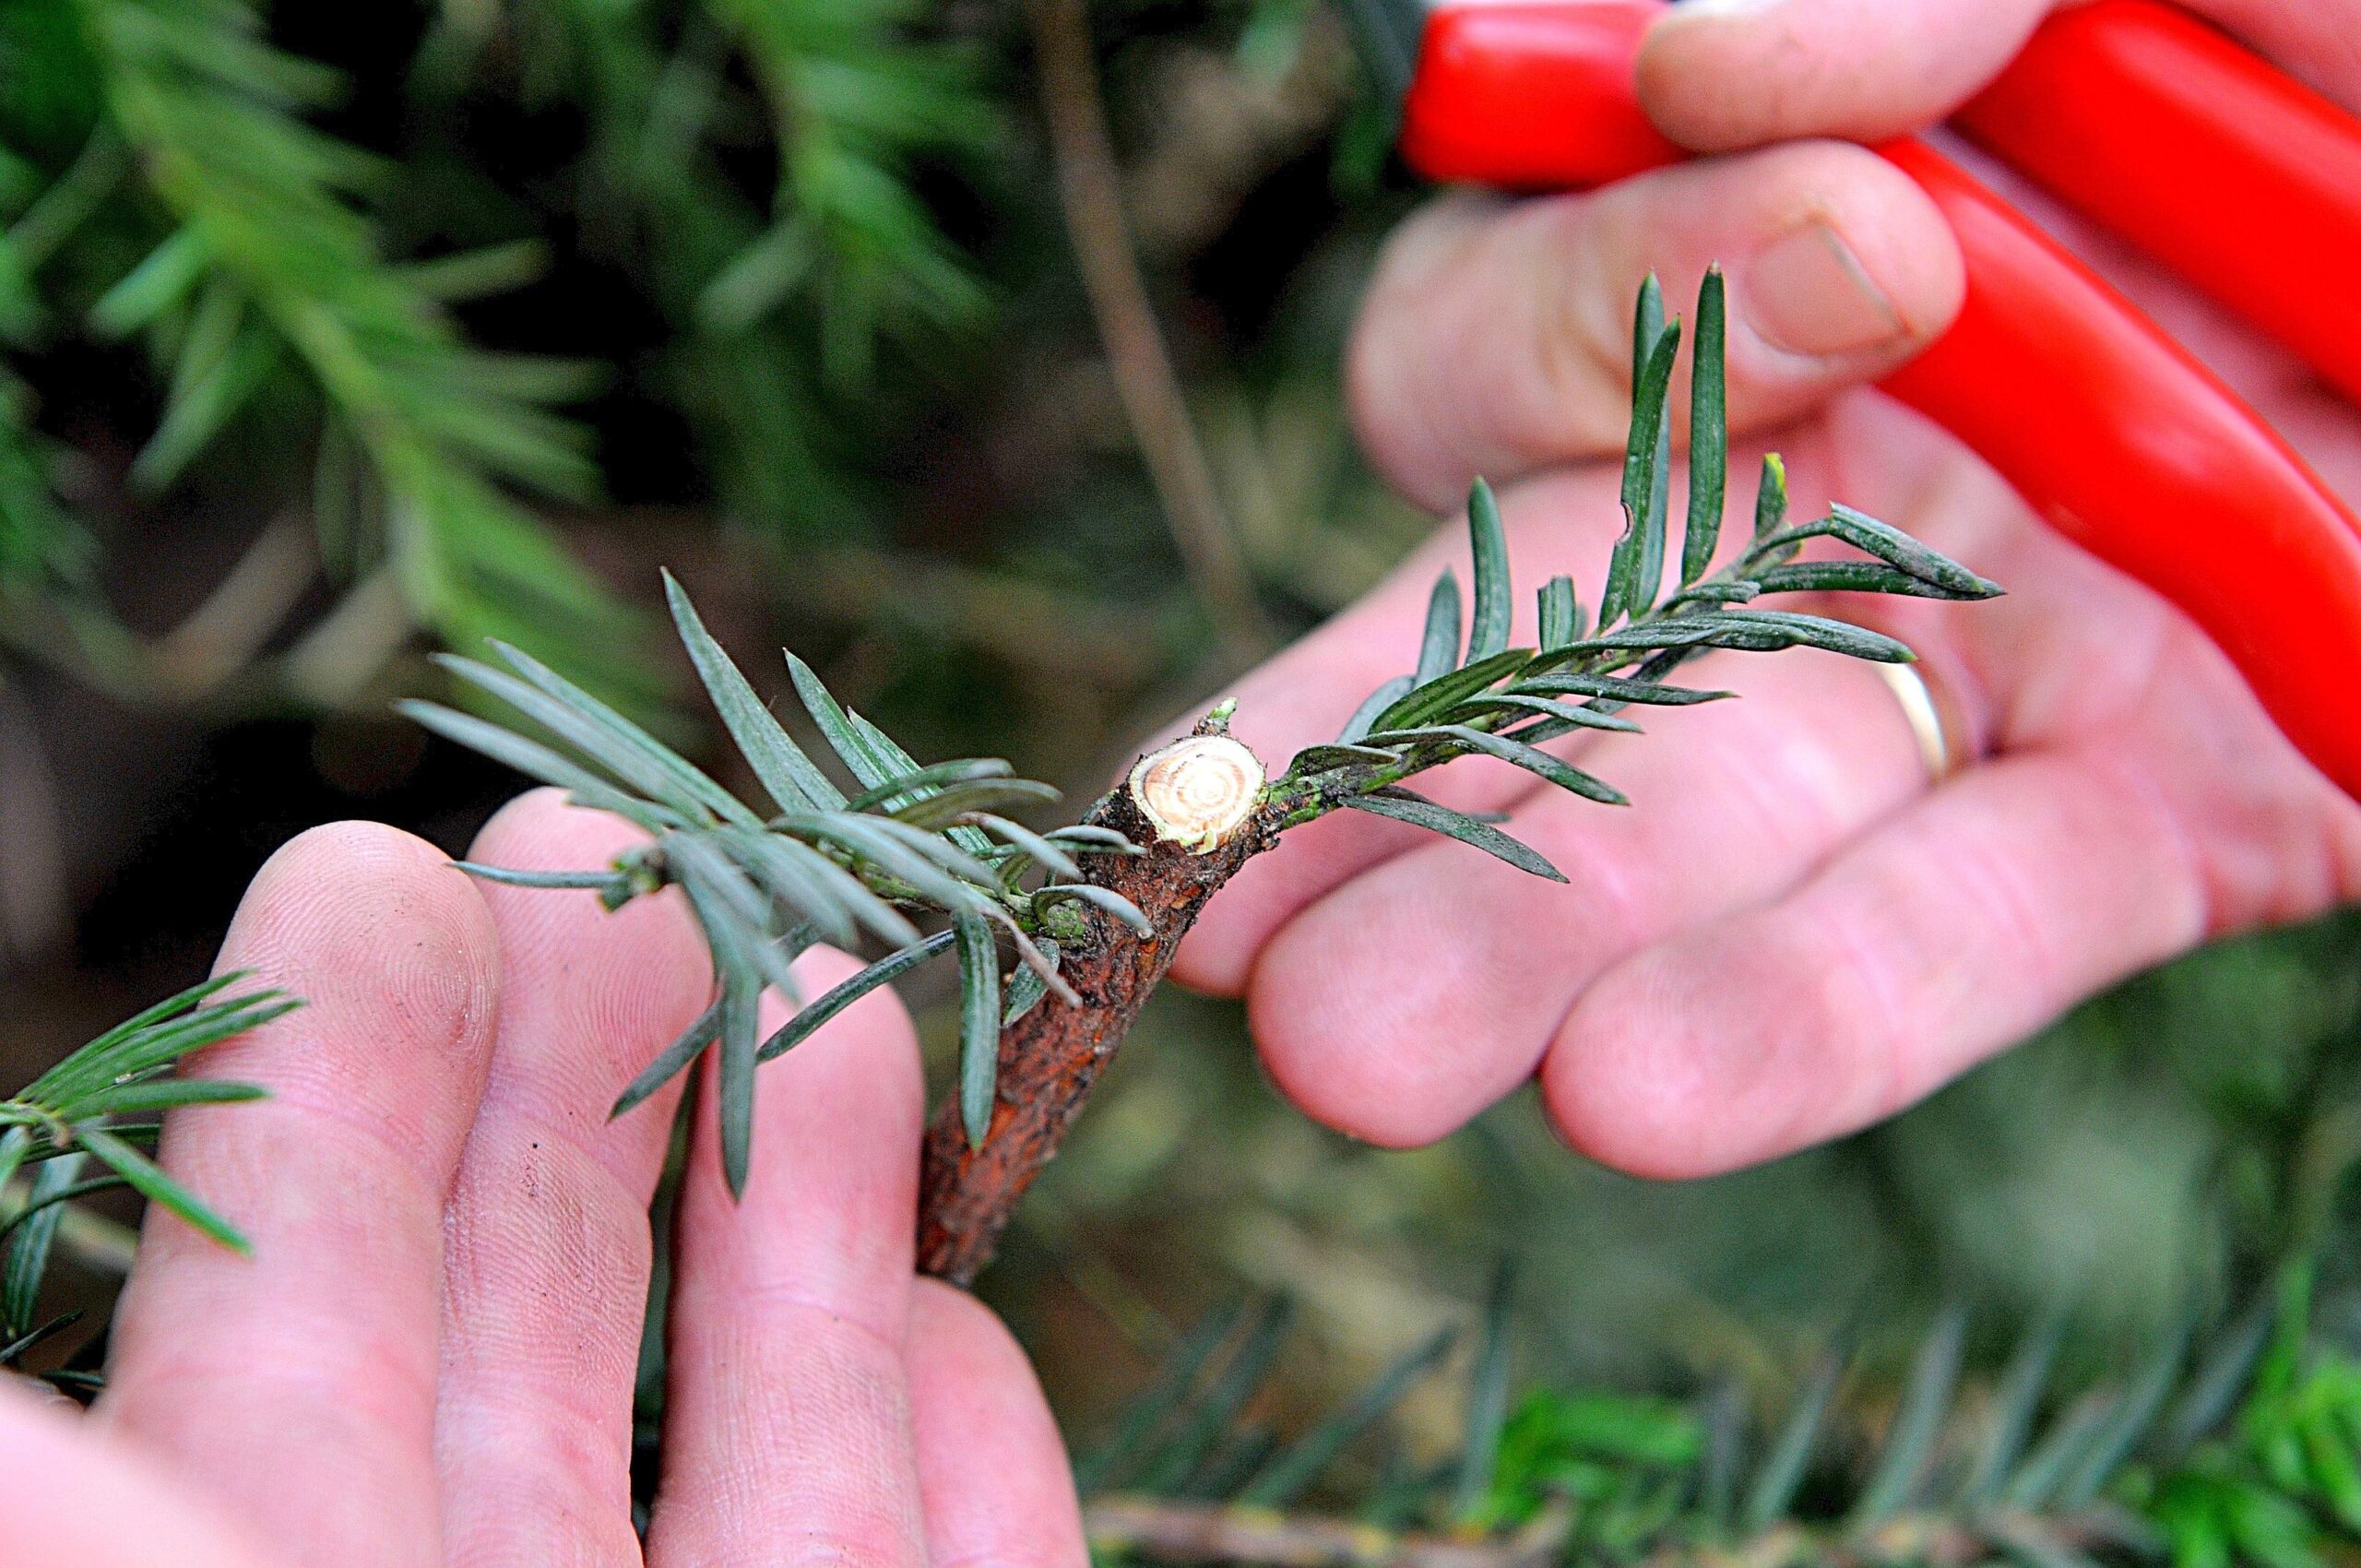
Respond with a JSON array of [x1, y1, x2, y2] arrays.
[[1520, 202, 1644, 437]]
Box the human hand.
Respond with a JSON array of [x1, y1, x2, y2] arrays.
[[0, 790, 1086, 1565], [1176, 0, 2361, 1177]]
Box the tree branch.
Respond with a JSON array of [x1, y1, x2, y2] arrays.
[[917, 739, 1277, 1284], [1028, 0, 1274, 658]]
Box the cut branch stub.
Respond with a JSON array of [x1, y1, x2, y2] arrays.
[[917, 731, 1273, 1286], [1129, 732, 1265, 851]]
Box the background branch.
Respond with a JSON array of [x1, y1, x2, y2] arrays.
[[0, 511, 319, 707], [1083, 1495, 1572, 1567], [1029, 0, 1275, 659]]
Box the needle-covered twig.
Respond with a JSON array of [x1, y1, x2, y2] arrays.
[[408, 269, 2000, 1282], [0, 974, 293, 1384]]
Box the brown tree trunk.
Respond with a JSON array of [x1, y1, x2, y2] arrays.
[[915, 779, 1275, 1286]]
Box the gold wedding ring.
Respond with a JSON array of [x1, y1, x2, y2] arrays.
[[1877, 662, 1961, 784]]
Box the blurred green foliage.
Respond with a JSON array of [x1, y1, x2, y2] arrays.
[[0, 0, 1407, 712], [1074, 1258, 2359, 1564]]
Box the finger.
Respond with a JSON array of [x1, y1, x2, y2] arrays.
[[434, 790, 715, 1568], [1536, 539, 2361, 1179], [1246, 639, 1934, 1148], [1538, 749, 2202, 1177], [908, 1280, 1089, 1568], [0, 1380, 277, 1568], [1636, 0, 2055, 153], [98, 823, 500, 1568], [1638, 0, 2361, 151], [1348, 142, 1960, 510], [646, 948, 929, 1568]]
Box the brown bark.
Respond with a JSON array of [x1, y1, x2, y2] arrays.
[[915, 771, 1277, 1286]]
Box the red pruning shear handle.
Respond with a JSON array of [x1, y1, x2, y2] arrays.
[[1355, 0, 2361, 801]]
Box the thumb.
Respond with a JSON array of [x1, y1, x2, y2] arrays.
[[1346, 138, 1962, 510]]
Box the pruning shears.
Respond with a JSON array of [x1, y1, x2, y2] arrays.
[[1345, 0, 2361, 801]]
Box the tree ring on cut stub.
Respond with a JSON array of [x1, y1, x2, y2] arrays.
[[1128, 735, 1265, 852]]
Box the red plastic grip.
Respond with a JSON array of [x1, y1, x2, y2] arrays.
[[1955, 0, 2361, 406], [1399, 1, 1675, 189], [1880, 140, 2361, 798]]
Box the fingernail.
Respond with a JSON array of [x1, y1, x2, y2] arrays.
[[1740, 220, 1906, 358]]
